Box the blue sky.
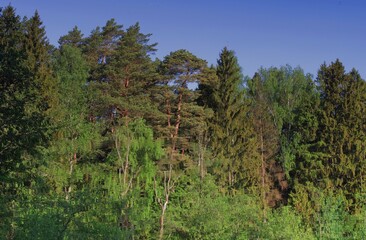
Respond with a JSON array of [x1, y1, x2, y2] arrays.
[[6, 0, 366, 78]]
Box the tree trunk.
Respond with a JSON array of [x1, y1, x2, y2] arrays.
[[174, 91, 182, 138], [159, 196, 168, 240], [156, 168, 172, 240]]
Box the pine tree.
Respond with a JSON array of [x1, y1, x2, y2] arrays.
[[58, 26, 84, 47], [157, 49, 208, 168], [82, 19, 123, 83], [86, 22, 160, 191], [153, 49, 210, 239], [103, 22, 158, 119]]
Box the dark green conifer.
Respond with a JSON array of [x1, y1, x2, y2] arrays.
[[24, 10, 58, 117], [316, 60, 366, 207], [58, 26, 84, 47], [0, 5, 28, 183], [208, 48, 259, 193]]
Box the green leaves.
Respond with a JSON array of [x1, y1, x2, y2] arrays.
[[3, 5, 366, 239]]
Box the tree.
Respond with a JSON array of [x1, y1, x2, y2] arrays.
[[50, 45, 163, 239], [85, 21, 160, 197], [252, 66, 319, 202], [58, 26, 84, 48], [0, 6, 29, 236], [157, 49, 209, 167], [204, 47, 259, 193], [50, 44, 100, 200], [315, 60, 366, 208], [24, 10, 58, 116], [101, 119, 163, 238], [0, 6, 56, 188], [82, 19, 123, 83], [247, 65, 319, 214], [247, 72, 280, 215], [195, 66, 217, 179], [102, 22, 158, 120], [0, 6, 28, 180], [154, 49, 210, 239], [0, 6, 57, 237]]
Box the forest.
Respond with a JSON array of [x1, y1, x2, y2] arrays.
[[1, 5, 366, 239]]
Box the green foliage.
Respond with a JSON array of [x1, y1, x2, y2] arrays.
[[290, 182, 323, 225], [257, 66, 316, 179], [13, 193, 126, 239], [314, 60, 366, 207], [166, 174, 262, 239], [24, 10, 58, 116], [247, 66, 318, 200], [315, 194, 350, 239], [0, 6, 28, 178], [157, 49, 210, 169], [104, 119, 164, 238], [58, 26, 84, 47], [0, 9, 58, 236], [247, 72, 282, 208], [100, 22, 159, 119], [351, 205, 366, 239], [52, 44, 94, 150], [205, 47, 259, 193], [260, 206, 315, 240], [3, 5, 366, 239]]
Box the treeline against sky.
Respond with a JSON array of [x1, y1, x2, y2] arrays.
[[2, 5, 366, 239]]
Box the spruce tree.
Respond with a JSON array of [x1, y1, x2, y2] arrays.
[[316, 60, 366, 208], [208, 47, 259, 193], [0, 6, 28, 179], [0, 7, 53, 185], [23, 10, 58, 119], [0, 6, 55, 236]]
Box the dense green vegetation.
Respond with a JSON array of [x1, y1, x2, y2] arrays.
[[1, 5, 366, 239]]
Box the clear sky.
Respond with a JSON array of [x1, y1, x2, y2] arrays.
[[5, 0, 366, 78]]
